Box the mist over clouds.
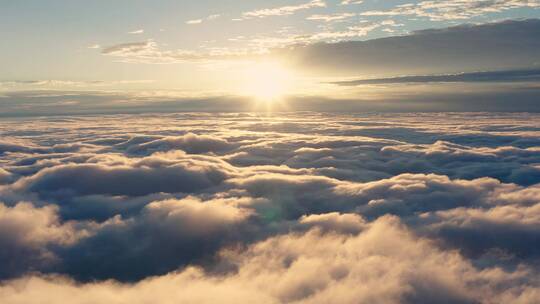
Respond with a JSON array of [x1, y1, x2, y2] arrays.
[[0, 113, 539, 303]]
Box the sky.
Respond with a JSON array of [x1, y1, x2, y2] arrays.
[[1, 0, 540, 114]]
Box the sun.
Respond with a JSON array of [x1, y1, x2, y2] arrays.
[[239, 61, 294, 102]]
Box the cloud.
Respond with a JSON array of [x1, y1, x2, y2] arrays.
[[119, 133, 235, 155], [361, 0, 540, 21], [341, 0, 363, 4], [100, 41, 252, 63], [0, 79, 153, 90], [306, 13, 356, 22], [186, 14, 221, 25], [128, 29, 144, 34], [331, 68, 540, 85], [0, 202, 85, 279], [1, 216, 539, 303], [242, 0, 326, 19], [12, 154, 233, 197], [100, 41, 200, 63], [186, 19, 203, 25], [0, 168, 12, 184], [424, 201, 540, 261], [282, 19, 540, 76], [55, 196, 254, 281], [0, 112, 539, 300], [1, 89, 539, 115], [96, 19, 540, 73]]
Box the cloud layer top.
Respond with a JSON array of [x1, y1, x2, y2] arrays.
[[0, 112, 539, 303]]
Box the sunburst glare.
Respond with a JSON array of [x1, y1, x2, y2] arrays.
[[239, 61, 294, 103]]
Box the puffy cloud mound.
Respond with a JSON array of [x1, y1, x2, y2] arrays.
[[0, 112, 539, 302], [1, 216, 539, 304], [0, 202, 84, 279]]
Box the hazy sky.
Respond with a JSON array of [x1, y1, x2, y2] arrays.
[[1, 0, 540, 113]]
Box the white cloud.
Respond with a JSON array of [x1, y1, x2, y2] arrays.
[[242, 0, 326, 19], [186, 14, 221, 25], [186, 19, 203, 25], [341, 0, 363, 4], [100, 40, 253, 64], [361, 0, 540, 21], [0, 110, 539, 302], [306, 13, 356, 22], [1, 215, 538, 303], [128, 29, 144, 34]]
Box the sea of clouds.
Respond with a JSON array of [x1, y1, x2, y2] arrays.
[[0, 112, 539, 303]]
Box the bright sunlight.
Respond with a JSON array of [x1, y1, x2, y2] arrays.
[[239, 61, 294, 102]]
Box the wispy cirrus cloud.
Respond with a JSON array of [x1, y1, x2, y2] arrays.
[[186, 14, 221, 25], [361, 0, 540, 21], [128, 29, 144, 34], [306, 13, 356, 22], [99, 19, 382, 64], [341, 0, 363, 4], [100, 41, 253, 64], [186, 19, 203, 25], [241, 0, 326, 19]]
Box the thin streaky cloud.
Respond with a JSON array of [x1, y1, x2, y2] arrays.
[[341, 0, 363, 4], [242, 0, 326, 19], [186, 19, 203, 25], [330, 68, 540, 86], [128, 29, 144, 34], [307, 13, 356, 22], [186, 14, 221, 25], [361, 0, 540, 21]]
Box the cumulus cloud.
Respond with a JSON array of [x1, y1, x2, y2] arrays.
[[0, 168, 12, 184], [12, 154, 232, 197], [0, 202, 85, 279], [0, 112, 539, 301], [54, 196, 254, 281], [120, 133, 235, 155], [1, 216, 539, 303]]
